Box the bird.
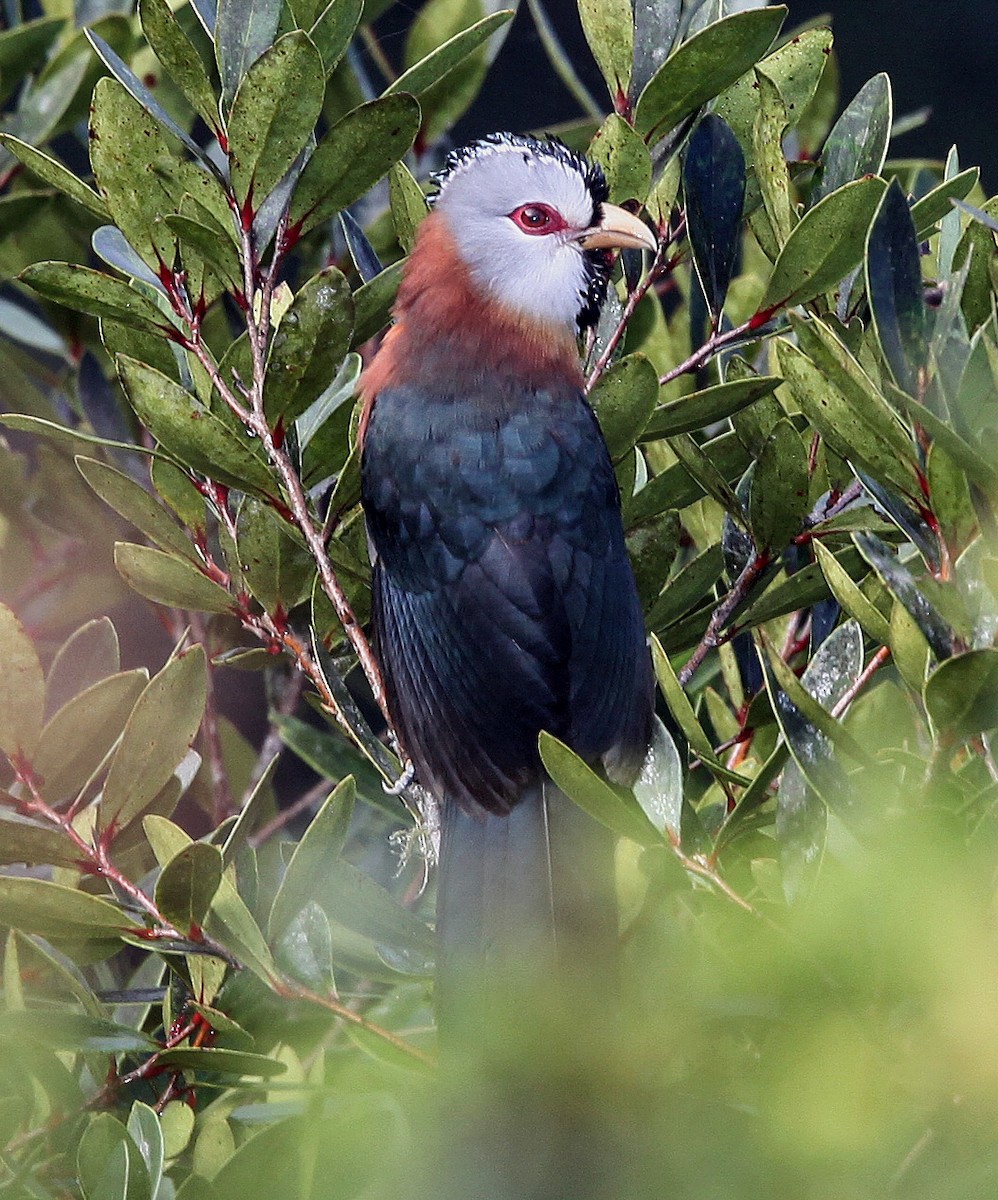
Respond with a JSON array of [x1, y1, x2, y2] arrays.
[[358, 133, 656, 1029]]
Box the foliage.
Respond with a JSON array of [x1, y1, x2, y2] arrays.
[[1, 0, 998, 1196]]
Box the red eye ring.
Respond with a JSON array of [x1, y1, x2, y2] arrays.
[[508, 203, 567, 235]]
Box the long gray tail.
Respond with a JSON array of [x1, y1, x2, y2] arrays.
[[435, 783, 617, 1041]]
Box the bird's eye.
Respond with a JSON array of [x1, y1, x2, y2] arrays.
[[509, 203, 566, 235]]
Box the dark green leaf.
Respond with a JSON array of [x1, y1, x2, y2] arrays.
[[289, 96, 420, 237], [751, 68, 794, 257], [387, 10, 513, 99], [165, 215, 242, 289], [155, 843, 224, 931], [265, 268, 354, 422], [274, 714, 388, 812], [813, 541, 891, 645], [235, 500, 315, 612], [139, 0, 219, 130], [628, 430, 752, 522], [911, 167, 979, 240], [866, 178, 930, 397], [228, 32, 325, 206], [641, 375, 781, 440], [762, 176, 885, 311], [101, 646, 208, 834], [854, 533, 954, 660], [157, 1047, 287, 1077], [0, 814, 81, 869], [924, 649, 998, 739], [351, 261, 405, 346], [18, 263, 168, 333], [388, 162, 429, 254], [813, 73, 892, 202], [116, 357, 275, 494], [309, 0, 363, 75], [748, 418, 809, 549], [647, 544, 725, 633], [0, 135, 107, 219], [684, 114, 745, 320], [539, 732, 659, 846], [591, 353, 658, 459], [114, 543, 234, 614], [0, 602, 45, 760], [737, 548, 865, 629], [0, 18, 62, 100], [635, 7, 787, 141], [775, 337, 921, 499]]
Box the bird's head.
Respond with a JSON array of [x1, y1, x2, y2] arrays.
[[430, 133, 657, 333]]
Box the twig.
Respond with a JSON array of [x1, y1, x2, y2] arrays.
[[584, 242, 669, 393], [831, 645, 891, 719], [242, 668, 305, 807], [679, 552, 772, 686], [658, 311, 773, 388], [249, 777, 329, 848]]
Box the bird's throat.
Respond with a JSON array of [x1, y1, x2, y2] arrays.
[[359, 212, 585, 421]]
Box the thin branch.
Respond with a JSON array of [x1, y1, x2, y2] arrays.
[[831, 645, 892, 719], [242, 668, 305, 807], [679, 551, 772, 686], [658, 311, 773, 388], [249, 777, 330, 848], [585, 242, 669, 394]]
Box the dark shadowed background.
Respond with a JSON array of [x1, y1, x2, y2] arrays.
[[380, 0, 997, 190]]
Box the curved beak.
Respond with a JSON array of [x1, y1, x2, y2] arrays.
[[579, 203, 658, 253]]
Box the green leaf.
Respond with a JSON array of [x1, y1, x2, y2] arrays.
[[0, 135, 107, 219], [139, 0, 219, 131], [228, 31, 325, 206], [160, 1102, 195, 1160], [577, 0, 632, 97], [590, 353, 659, 460], [269, 777, 355, 938], [0, 602, 45, 760], [854, 533, 954, 660], [156, 1047, 287, 1077], [155, 843, 224, 931], [666, 432, 742, 516], [713, 26, 833, 156], [114, 543, 234, 613], [684, 113, 745, 320], [127, 1102, 164, 1200], [631, 716, 683, 839], [34, 670, 148, 805], [0, 877, 136, 940], [165, 214, 242, 289], [751, 68, 794, 257], [0, 1010, 156, 1054], [18, 263, 168, 333], [215, 0, 282, 105], [761, 176, 886, 311], [76, 457, 197, 562], [641, 375, 781, 440], [0, 814, 82, 869], [388, 162, 430, 254], [647, 544, 724, 633], [351, 260, 405, 346], [0, 18, 62, 101], [0, 414, 159, 462], [289, 95, 421, 237], [813, 73, 892, 202], [274, 714, 388, 812], [635, 7, 787, 141], [235, 500, 315, 612], [309, 0, 363, 75], [735, 549, 862, 631], [588, 114, 651, 206], [910, 167, 979, 240], [265, 268, 354, 423], [47, 618, 121, 716], [538, 732, 659, 846], [865, 178, 930, 397], [387, 10, 513, 99], [79, 1113, 146, 1200], [116, 357, 275, 494], [651, 636, 749, 788], [774, 337, 921, 499], [813, 541, 891, 645], [101, 646, 208, 834], [924, 649, 998, 739], [748, 418, 809, 550]]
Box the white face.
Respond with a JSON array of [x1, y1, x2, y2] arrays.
[[434, 142, 599, 329]]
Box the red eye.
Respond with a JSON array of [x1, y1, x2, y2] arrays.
[[509, 203, 566, 235]]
